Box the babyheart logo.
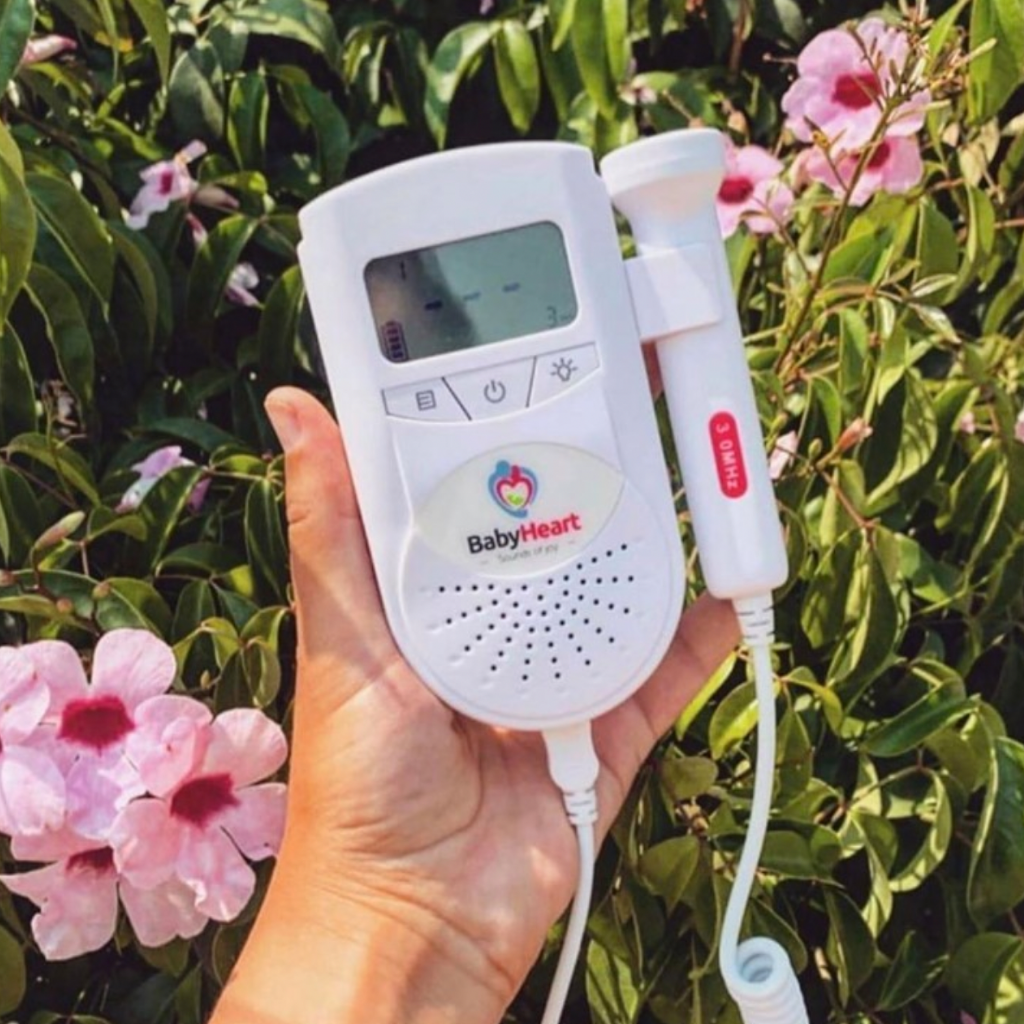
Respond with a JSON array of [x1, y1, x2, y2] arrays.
[[488, 460, 538, 519]]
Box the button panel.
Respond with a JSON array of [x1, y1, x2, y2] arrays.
[[383, 344, 598, 422]]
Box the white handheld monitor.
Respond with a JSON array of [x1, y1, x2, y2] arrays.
[[298, 144, 686, 731]]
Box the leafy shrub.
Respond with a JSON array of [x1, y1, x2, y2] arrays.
[[0, 0, 1022, 1021]]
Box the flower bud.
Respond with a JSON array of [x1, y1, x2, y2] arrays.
[[837, 417, 873, 453]]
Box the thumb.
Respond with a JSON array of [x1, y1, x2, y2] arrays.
[[264, 387, 397, 705]]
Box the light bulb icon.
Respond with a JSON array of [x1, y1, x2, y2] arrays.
[[551, 357, 577, 383]]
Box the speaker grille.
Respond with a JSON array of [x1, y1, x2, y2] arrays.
[[400, 484, 677, 725]]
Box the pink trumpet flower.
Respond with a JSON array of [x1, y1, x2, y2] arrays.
[[0, 649, 65, 837], [117, 445, 210, 514], [1, 836, 206, 960], [782, 18, 930, 150], [716, 140, 794, 238], [798, 134, 924, 207], [21, 632, 177, 840], [112, 708, 287, 923], [127, 141, 238, 230], [20, 35, 77, 66]]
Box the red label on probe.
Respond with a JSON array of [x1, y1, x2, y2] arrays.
[[709, 412, 748, 499]]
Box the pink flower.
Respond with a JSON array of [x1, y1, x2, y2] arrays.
[[716, 141, 794, 238], [1016, 408, 1024, 444], [0, 649, 65, 836], [23, 632, 176, 840], [186, 214, 260, 307], [20, 35, 76, 66], [127, 141, 238, 230], [959, 411, 976, 434], [112, 708, 287, 922], [117, 445, 209, 513], [1, 839, 205, 960], [782, 18, 930, 150], [798, 134, 923, 206], [768, 430, 799, 480]]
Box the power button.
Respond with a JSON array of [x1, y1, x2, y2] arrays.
[[445, 359, 533, 420]]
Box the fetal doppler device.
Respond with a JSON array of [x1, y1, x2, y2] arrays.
[[298, 129, 808, 1024]]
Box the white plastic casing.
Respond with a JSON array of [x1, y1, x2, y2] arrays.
[[602, 131, 788, 600], [298, 144, 684, 731]]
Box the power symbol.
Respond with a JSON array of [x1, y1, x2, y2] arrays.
[[483, 380, 507, 403]]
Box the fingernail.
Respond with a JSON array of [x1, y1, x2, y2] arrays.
[[266, 398, 302, 452]]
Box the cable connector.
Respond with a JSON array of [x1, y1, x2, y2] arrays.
[[542, 721, 600, 826], [733, 593, 775, 646]]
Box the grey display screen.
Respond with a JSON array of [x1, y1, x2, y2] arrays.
[[365, 222, 578, 363]]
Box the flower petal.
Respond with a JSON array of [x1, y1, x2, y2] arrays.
[[221, 783, 287, 861], [177, 825, 255, 922], [19, 641, 89, 721], [0, 647, 50, 741], [91, 629, 176, 711], [732, 145, 783, 183], [0, 745, 66, 835], [65, 754, 143, 841], [795, 27, 862, 79], [110, 799, 181, 889], [121, 876, 208, 948], [203, 709, 287, 788], [127, 695, 213, 796], [2, 861, 118, 961], [11, 823, 95, 862], [132, 445, 187, 479]]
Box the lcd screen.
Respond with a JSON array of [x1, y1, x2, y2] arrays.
[[365, 222, 578, 363]]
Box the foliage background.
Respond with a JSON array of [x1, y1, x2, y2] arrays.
[[0, 0, 1023, 1021]]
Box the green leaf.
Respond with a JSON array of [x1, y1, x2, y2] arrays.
[[864, 687, 973, 758], [258, 265, 303, 382], [494, 21, 540, 135], [603, 0, 629, 83], [5, 433, 98, 504], [659, 754, 717, 800], [125, 0, 171, 83], [290, 83, 351, 188], [95, 577, 173, 634], [424, 22, 499, 148], [0, 924, 25, 1014], [948, 932, 1024, 1023], [876, 930, 947, 1010], [168, 38, 225, 141], [969, 0, 1024, 122], [228, 72, 269, 169], [824, 889, 875, 1003], [0, 325, 36, 445], [185, 214, 259, 336], [0, 144, 37, 319], [244, 479, 287, 603], [571, 1, 617, 118], [0, 0, 34, 94], [586, 941, 640, 1024], [888, 770, 953, 893], [638, 835, 700, 911], [969, 737, 1024, 926], [148, 416, 239, 453], [548, 0, 577, 49], [800, 531, 858, 649], [0, 464, 41, 564], [241, 638, 281, 707], [135, 464, 203, 571], [28, 172, 114, 306], [759, 828, 840, 879], [224, 0, 342, 68], [24, 263, 95, 414], [709, 680, 757, 759]]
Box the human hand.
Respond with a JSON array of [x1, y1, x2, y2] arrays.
[[211, 382, 738, 1024]]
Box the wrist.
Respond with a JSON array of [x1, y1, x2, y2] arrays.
[[210, 840, 512, 1024]]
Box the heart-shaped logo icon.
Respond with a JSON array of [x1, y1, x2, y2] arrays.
[[488, 461, 538, 519]]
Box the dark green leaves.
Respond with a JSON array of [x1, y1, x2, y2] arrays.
[[425, 22, 499, 147], [968, 0, 1024, 121], [0, 0, 34, 94], [185, 214, 259, 336], [969, 737, 1024, 927], [495, 21, 540, 135]]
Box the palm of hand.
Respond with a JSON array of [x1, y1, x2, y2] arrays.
[[271, 387, 738, 1009]]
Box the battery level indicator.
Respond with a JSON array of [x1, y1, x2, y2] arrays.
[[381, 320, 409, 362]]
